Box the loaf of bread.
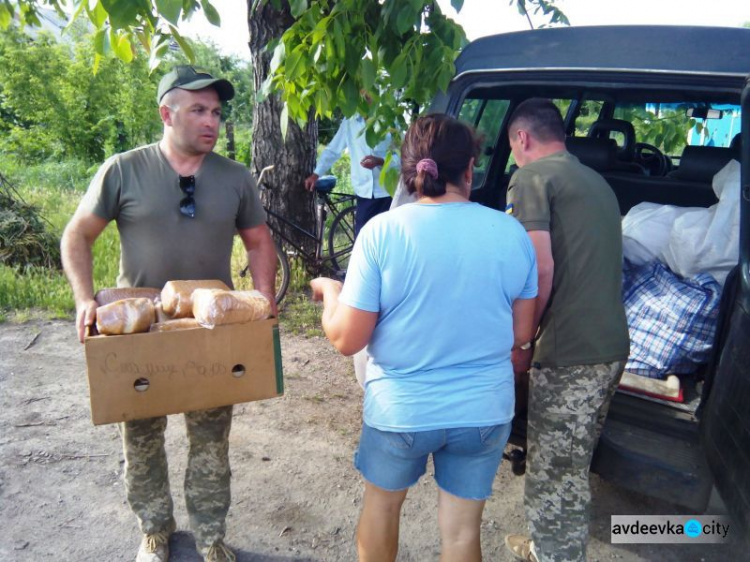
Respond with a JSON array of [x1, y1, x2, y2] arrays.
[[192, 289, 271, 329], [153, 300, 172, 323], [149, 318, 202, 332], [95, 298, 155, 335], [95, 287, 161, 307], [161, 280, 230, 318]]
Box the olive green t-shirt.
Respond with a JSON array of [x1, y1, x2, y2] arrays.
[[80, 143, 266, 289], [507, 151, 630, 367]]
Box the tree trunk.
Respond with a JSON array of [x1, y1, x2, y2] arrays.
[[225, 121, 235, 161], [248, 0, 318, 255]]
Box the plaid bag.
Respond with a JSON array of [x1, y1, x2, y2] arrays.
[[622, 259, 721, 379]]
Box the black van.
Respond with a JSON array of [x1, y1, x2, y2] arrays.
[[430, 25, 750, 534]]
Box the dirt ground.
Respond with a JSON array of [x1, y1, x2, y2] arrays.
[[0, 318, 744, 561]]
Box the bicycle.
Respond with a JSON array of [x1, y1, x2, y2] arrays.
[[234, 165, 357, 304]]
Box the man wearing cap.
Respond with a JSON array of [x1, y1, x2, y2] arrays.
[[61, 65, 277, 562]]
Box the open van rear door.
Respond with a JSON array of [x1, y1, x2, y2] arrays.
[[700, 77, 750, 534]]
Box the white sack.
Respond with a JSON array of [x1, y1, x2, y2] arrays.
[[622, 202, 685, 266], [621, 159, 740, 286], [662, 160, 740, 285]]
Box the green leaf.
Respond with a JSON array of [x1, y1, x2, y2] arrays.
[[134, 28, 151, 51], [436, 64, 452, 93], [381, 164, 400, 197], [200, 0, 221, 26], [389, 54, 407, 89], [289, 0, 308, 18], [269, 42, 285, 74], [93, 27, 112, 57], [344, 44, 360, 76], [312, 43, 324, 64], [100, 0, 142, 29], [285, 47, 305, 81], [286, 93, 302, 121], [111, 30, 134, 62], [340, 78, 358, 117], [92, 52, 102, 75], [168, 26, 195, 62], [311, 16, 331, 43], [65, 0, 88, 30], [365, 125, 378, 148], [314, 90, 329, 117], [86, 1, 108, 29], [325, 36, 336, 60], [0, 5, 11, 29], [451, 0, 465, 11], [280, 102, 289, 141], [155, 0, 182, 25], [361, 58, 376, 91], [333, 18, 345, 59], [396, 4, 414, 35]]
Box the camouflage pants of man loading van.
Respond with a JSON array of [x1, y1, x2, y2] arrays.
[[119, 405, 233, 558], [525, 361, 625, 562]]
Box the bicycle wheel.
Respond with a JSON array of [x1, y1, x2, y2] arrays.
[[327, 205, 356, 277], [233, 239, 290, 305]]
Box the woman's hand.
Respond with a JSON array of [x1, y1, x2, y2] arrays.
[[310, 277, 343, 302], [310, 277, 377, 356]]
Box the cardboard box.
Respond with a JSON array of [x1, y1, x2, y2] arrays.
[[84, 318, 283, 425]]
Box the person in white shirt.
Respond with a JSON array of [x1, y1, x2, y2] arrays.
[[304, 114, 400, 235]]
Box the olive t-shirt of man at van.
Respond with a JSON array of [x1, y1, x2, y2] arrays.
[[80, 143, 266, 289], [507, 151, 630, 368]]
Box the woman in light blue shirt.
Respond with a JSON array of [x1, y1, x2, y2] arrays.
[[311, 114, 538, 562]]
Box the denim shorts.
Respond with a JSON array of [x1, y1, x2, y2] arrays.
[[354, 422, 512, 500]]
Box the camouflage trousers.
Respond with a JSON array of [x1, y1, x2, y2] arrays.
[[525, 361, 625, 562], [119, 405, 233, 557]]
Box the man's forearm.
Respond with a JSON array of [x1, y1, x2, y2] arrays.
[[534, 264, 554, 329], [246, 243, 277, 297], [61, 229, 96, 305]]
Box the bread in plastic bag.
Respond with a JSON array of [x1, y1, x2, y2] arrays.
[[96, 298, 155, 335], [192, 289, 271, 329], [149, 318, 202, 332], [94, 287, 161, 307], [160, 280, 230, 318]]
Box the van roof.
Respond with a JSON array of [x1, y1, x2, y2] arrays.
[[453, 26, 750, 80]]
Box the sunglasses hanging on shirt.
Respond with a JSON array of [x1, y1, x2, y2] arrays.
[[179, 175, 196, 218]]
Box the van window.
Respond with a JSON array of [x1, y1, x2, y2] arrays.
[[613, 103, 741, 159], [505, 98, 602, 172], [573, 100, 605, 136], [458, 98, 510, 187]]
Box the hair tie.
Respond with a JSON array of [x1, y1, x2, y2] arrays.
[[416, 158, 438, 180]]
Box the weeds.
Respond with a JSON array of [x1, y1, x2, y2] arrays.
[[279, 291, 324, 336], [0, 172, 61, 269]]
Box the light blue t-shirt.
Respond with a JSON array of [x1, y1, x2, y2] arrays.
[[339, 202, 538, 432]]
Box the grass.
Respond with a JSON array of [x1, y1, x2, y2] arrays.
[[0, 154, 122, 320], [279, 291, 325, 337], [0, 154, 331, 336]]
